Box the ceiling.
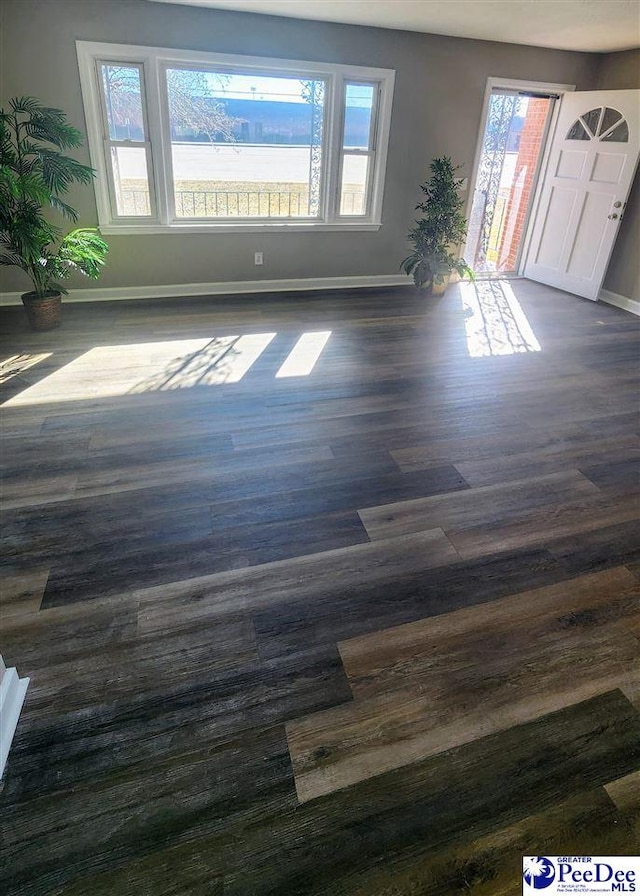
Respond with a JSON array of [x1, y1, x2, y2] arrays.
[[148, 0, 640, 53]]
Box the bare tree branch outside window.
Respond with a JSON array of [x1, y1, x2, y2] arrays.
[[101, 66, 241, 143]]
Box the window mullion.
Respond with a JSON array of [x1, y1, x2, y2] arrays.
[[325, 75, 344, 223], [134, 62, 158, 221], [145, 55, 171, 225]]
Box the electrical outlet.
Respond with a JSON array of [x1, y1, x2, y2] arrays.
[[254, 251, 263, 265]]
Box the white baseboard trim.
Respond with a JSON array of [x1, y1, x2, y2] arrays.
[[0, 274, 410, 307], [0, 657, 29, 779], [598, 288, 640, 317]]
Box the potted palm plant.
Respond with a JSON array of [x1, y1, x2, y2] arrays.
[[0, 97, 108, 331], [401, 156, 473, 294]]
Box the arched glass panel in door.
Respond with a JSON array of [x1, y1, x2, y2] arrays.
[[567, 106, 629, 142]]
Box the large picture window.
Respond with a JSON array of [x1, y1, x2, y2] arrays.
[[77, 42, 395, 233]]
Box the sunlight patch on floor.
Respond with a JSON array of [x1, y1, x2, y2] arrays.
[[276, 331, 332, 378], [461, 280, 541, 358], [2, 335, 276, 406], [0, 352, 52, 386], [129, 334, 277, 391]]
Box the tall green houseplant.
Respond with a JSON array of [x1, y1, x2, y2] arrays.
[[402, 156, 472, 294], [0, 97, 108, 330]]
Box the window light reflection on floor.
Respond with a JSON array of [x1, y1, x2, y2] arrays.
[[2, 335, 277, 407], [130, 333, 277, 392], [0, 352, 52, 386], [275, 331, 332, 378], [461, 280, 541, 358]]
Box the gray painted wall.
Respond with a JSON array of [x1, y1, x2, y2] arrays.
[[0, 0, 611, 296], [597, 49, 640, 301]]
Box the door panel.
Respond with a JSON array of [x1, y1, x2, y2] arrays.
[[591, 151, 625, 183], [524, 89, 640, 300], [566, 193, 610, 278], [535, 188, 577, 268], [556, 150, 587, 179]]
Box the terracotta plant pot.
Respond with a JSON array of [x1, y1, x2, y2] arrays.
[[21, 291, 62, 331]]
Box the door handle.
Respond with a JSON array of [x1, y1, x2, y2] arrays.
[[608, 213, 619, 220]]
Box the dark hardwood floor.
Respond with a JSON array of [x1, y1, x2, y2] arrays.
[[1, 278, 639, 894]]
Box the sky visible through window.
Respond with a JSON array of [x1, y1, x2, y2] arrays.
[[204, 73, 374, 106]]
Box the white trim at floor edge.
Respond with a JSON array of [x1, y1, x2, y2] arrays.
[[599, 288, 640, 317], [0, 274, 411, 306]]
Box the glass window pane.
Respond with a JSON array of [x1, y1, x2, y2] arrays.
[[166, 68, 325, 218], [340, 155, 369, 215], [600, 107, 623, 135], [581, 107, 602, 136], [343, 83, 375, 150], [601, 120, 629, 142], [110, 146, 151, 215], [566, 119, 591, 140], [101, 64, 145, 141]]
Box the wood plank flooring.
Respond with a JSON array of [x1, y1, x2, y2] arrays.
[[0, 279, 639, 894], [287, 566, 640, 802]]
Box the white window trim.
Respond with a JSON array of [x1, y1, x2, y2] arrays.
[[76, 41, 395, 234]]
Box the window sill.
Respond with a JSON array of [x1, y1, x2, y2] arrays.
[[99, 221, 383, 236]]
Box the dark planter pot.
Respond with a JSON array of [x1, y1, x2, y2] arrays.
[[21, 291, 62, 331]]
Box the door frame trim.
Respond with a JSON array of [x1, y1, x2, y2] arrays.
[[466, 77, 575, 275]]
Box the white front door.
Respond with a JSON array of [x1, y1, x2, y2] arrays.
[[524, 89, 640, 300]]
